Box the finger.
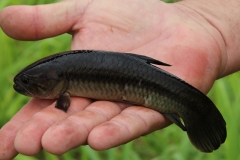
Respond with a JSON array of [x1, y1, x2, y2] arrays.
[[41, 101, 126, 155], [14, 97, 91, 155], [0, 98, 53, 160], [0, 120, 23, 160], [88, 106, 171, 150], [0, 0, 88, 40]]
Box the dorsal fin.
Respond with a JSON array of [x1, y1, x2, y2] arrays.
[[125, 53, 171, 66]]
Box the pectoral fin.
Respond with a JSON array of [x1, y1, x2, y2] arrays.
[[164, 113, 187, 131], [56, 92, 71, 112]]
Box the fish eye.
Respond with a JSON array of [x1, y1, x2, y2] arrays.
[[21, 75, 29, 84]]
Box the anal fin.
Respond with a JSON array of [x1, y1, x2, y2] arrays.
[[122, 100, 141, 106], [164, 113, 187, 131]]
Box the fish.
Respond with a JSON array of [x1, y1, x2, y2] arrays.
[[13, 50, 226, 152]]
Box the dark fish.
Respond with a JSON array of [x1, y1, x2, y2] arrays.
[[13, 50, 226, 152]]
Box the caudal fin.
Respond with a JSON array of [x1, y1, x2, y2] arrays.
[[185, 107, 226, 152]]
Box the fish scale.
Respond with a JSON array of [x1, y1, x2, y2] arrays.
[[13, 50, 226, 152]]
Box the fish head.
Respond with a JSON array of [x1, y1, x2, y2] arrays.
[[13, 63, 65, 98]]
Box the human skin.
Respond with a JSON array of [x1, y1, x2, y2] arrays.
[[0, 0, 240, 159]]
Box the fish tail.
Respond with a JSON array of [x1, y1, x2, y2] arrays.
[[184, 107, 226, 152]]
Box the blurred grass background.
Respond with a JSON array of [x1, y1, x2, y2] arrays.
[[1, 0, 240, 159]]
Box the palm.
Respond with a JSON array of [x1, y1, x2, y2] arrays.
[[0, 0, 222, 158], [71, 0, 220, 92]]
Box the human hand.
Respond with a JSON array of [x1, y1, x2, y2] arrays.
[[0, 0, 238, 159]]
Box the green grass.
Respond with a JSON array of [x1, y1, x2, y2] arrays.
[[1, 0, 240, 159]]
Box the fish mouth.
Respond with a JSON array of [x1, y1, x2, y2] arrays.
[[13, 81, 33, 97]]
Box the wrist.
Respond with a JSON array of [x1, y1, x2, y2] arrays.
[[175, 0, 240, 77]]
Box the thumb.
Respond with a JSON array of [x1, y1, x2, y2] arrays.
[[0, 1, 87, 40]]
